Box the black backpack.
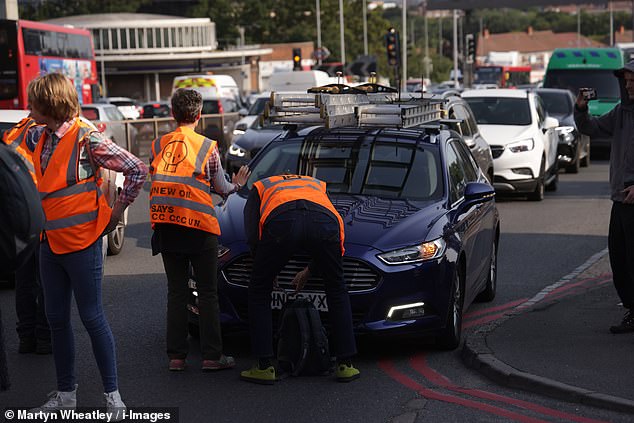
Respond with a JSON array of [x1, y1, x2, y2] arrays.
[[276, 298, 333, 376], [0, 144, 44, 272]]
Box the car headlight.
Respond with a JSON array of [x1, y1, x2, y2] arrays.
[[556, 126, 575, 143], [233, 129, 246, 136], [377, 238, 446, 265], [218, 244, 229, 258], [507, 138, 534, 153], [228, 144, 246, 157]]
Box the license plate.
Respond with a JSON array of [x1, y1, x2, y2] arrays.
[[271, 290, 329, 312]]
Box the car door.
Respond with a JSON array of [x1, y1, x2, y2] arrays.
[[534, 95, 558, 173], [452, 103, 493, 182], [446, 139, 482, 294]]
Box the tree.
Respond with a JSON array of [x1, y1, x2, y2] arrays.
[[19, 0, 150, 20]]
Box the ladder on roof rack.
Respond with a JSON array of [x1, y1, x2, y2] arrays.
[[263, 85, 442, 129]]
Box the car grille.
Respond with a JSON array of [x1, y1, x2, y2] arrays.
[[223, 255, 380, 292], [490, 145, 505, 159]]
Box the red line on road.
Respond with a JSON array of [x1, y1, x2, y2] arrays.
[[409, 353, 609, 423], [378, 359, 550, 423], [546, 278, 613, 303], [463, 311, 507, 329], [546, 275, 612, 299], [464, 298, 528, 319]]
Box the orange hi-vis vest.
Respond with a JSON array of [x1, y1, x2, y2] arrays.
[[149, 126, 220, 235], [2, 117, 38, 183], [33, 118, 113, 254], [253, 175, 345, 254]]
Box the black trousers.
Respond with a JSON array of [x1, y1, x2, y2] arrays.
[[161, 235, 223, 360], [608, 201, 634, 309], [248, 209, 357, 359], [15, 250, 50, 343]]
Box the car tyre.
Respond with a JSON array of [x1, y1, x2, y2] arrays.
[[545, 171, 558, 192], [107, 197, 127, 256], [436, 270, 464, 350], [565, 147, 580, 174], [476, 241, 497, 302], [527, 159, 545, 201]]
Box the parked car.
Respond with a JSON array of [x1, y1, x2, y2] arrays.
[[534, 88, 590, 173], [462, 89, 559, 201], [79, 104, 132, 255], [80, 103, 137, 151], [194, 115, 500, 349], [225, 125, 285, 174], [200, 96, 242, 156], [98, 97, 141, 120], [442, 95, 494, 183], [232, 92, 270, 138], [140, 101, 171, 118]]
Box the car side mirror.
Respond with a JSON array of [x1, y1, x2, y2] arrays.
[[464, 182, 495, 203], [543, 116, 559, 131], [238, 108, 248, 117]]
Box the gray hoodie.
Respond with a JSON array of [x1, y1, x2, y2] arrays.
[[574, 59, 634, 202]]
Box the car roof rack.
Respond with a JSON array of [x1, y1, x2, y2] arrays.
[[262, 84, 443, 129]]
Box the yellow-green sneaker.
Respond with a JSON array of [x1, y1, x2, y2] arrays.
[[336, 364, 360, 382], [240, 366, 276, 385]]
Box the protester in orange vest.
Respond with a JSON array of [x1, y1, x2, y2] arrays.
[[25, 73, 147, 420], [241, 174, 359, 384], [2, 117, 51, 355], [149, 88, 250, 372]]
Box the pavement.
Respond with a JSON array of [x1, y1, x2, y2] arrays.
[[462, 249, 634, 414]]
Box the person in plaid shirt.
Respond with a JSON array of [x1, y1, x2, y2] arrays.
[[25, 73, 146, 420]]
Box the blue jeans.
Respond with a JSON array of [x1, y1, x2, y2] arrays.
[[40, 239, 118, 393]]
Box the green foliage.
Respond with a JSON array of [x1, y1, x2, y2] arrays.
[[19, 0, 150, 20]]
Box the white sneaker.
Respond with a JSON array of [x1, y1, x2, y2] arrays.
[[31, 385, 77, 412], [104, 390, 126, 422]]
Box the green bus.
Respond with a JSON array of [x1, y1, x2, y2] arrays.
[[544, 48, 624, 148], [544, 47, 623, 115]]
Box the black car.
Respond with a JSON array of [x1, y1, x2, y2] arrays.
[[534, 88, 590, 173]]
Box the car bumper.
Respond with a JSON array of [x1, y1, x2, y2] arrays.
[[210, 243, 458, 338]]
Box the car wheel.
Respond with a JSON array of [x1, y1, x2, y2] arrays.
[[107, 201, 127, 256], [436, 270, 464, 350], [545, 171, 558, 192], [527, 159, 545, 201], [565, 146, 580, 174], [476, 241, 497, 302]]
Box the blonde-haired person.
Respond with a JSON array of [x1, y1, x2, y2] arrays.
[[24, 73, 147, 420]]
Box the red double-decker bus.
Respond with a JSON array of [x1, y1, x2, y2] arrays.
[[474, 65, 531, 88], [0, 19, 99, 109]]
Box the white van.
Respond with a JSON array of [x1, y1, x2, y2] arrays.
[[268, 70, 331, 92], [172, 74, 241, 101]]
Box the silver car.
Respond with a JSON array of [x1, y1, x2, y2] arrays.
[[80, 103, 137, 151]]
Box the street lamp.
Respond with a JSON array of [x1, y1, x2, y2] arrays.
[[316, 0, 322, 65], [339, 0, 346, 69]]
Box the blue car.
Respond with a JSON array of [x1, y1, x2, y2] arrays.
[[202, 122, 499, 350]]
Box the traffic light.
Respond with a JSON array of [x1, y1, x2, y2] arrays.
[[385, 28, 400, 67], [465, 33, 476, 64], [292, 48, 302, 71]]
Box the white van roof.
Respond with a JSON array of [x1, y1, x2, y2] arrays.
[[269, 70, 331, 92], [172, 74, 240, 99]]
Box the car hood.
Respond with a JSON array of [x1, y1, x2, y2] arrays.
[[477, 124, 534, 146], [217, 193, 442, 252], [234, 127, 285, 151]]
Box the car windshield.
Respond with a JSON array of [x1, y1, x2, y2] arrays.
[[246, 136, 443, 201], [537, 91, 573, 115], [248, 97, 268, 115], [543, 69, 621, 99], [464, 97, 532, 126], [110, 100, 136, 107], [81, 107, 99, 121]]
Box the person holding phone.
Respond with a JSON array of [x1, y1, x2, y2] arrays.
[[574, 59, 634, 334]]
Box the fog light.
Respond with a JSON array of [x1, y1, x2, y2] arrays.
[[511, 167, 532, 176], [387, 302, 426, 321]]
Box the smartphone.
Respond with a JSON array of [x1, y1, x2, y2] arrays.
[[580, 88, 597, 101]]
